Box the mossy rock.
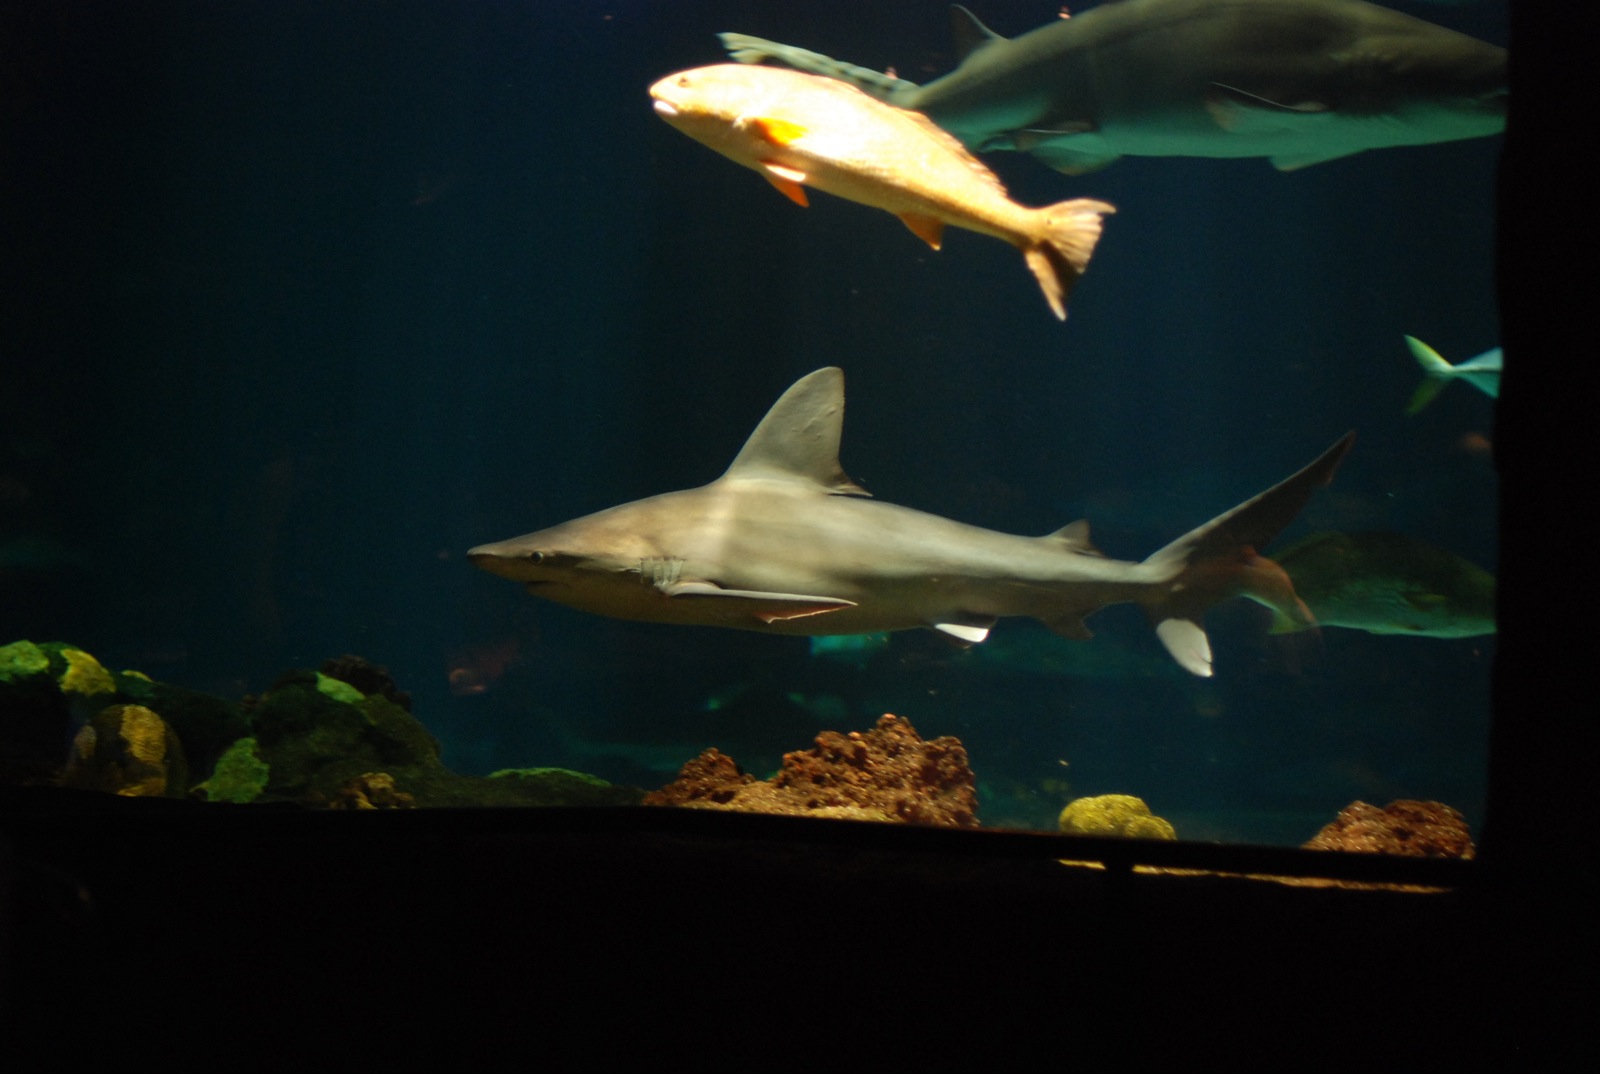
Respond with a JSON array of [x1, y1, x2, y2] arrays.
[[1058, 794, 1176, 840], [193, 737, 271, 804]]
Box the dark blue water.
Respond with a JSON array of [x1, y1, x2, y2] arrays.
[[2, 0, 1503, 841]]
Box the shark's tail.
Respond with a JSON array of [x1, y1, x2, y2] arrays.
[[719, 32, 923, 105], [1135, 434, 1355, 676], [1021, 199, 1117, 321]]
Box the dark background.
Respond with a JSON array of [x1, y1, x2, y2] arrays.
[[1, 1, 1505, 839]]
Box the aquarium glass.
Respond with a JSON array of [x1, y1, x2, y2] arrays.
[[2, 0, 1503, 846]]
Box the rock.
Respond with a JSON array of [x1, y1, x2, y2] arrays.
[[1303, 799, 1476, 858], [644, 713, 978, 827]]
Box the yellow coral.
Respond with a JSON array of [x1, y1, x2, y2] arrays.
[[117, 705, 168, 765], [60, 648, 116, 698], [1058, 794, 1176, 840]]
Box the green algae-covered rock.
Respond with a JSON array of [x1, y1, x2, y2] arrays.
[[1058, 794, 1177, 840], [314, 672, 364, 704], [194, 737, 271, 804], [0, 639, 51, 683], [486, 767, 646, 808]]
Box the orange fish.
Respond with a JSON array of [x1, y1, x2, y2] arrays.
[[650, 63, 1114, 320]]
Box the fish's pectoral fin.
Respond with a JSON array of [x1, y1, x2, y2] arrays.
[[1155, 619, 1214, 678], [898, 213, 945, 249], [660, 578, 856, 622], [758, 161, 810, 206], [751, 116, 808, 146]]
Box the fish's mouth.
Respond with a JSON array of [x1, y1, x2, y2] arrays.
[[652, 99, 679, 119]]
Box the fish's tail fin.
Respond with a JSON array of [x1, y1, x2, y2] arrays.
[[718, 32, 923, 105], [1022, 199, 1117, 320], [1404, 335, 1454, 414], [1136, 434, 1354, 676]]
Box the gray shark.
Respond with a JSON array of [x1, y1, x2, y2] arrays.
[[721, 0, 1506, 172], [469, 368, 1353, 677]]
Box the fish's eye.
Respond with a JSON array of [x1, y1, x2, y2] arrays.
[[528, 551, 546, 564], [676, 75, 689, 87]]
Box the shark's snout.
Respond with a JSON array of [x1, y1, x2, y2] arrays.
[[467, 544, 530, 581]]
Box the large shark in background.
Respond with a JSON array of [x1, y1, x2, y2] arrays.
[[470, 368, 1353, 677], [721, 0, 1507, 172]]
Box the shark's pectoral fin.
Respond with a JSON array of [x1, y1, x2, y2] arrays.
[[759, 161, 810, 206], [1207, 83, 1331, 127], [898, 213, 946, 249], [660, 579, 855, 623], [1155, 618, 1213, 679], [1202, 85, 1352, 171]]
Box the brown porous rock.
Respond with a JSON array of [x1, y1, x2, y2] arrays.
[[643, 713, 978, 827]]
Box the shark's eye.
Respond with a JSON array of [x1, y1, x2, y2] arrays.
[[528, 551, 546, 564]]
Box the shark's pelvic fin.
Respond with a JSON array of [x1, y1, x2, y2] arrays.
[[720, 367, 872, 496], [935, 621, 993, 645]]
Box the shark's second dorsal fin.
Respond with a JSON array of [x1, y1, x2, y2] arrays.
[[950, 5, 1006, 60], [721, 367, 871, 496], [1044, 519, 1104, 556]]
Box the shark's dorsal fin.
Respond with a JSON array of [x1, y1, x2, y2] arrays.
[[721, 367, 871, 496], [1044, 519, 1103, 556], [949, 5, 1006, 60]]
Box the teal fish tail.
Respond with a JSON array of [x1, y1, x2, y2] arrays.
[[1404, 336, 1453, 414]]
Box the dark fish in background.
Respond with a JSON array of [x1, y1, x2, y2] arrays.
[[721, 0, 1507, 172], [1256, 530, 1495, 637]]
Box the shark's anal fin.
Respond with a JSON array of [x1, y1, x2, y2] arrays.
[[759, 161, 810, 206], [659, 578, 856, 622]]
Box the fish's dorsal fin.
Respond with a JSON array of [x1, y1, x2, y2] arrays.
[[722, 367, 871, 496], [950, 5, 1006, 60]]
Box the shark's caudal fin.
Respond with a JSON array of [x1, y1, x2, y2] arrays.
[[1137, 433, 1355, 676], [718, 32, 922, 105], [1021, 199, 1117, 320]]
